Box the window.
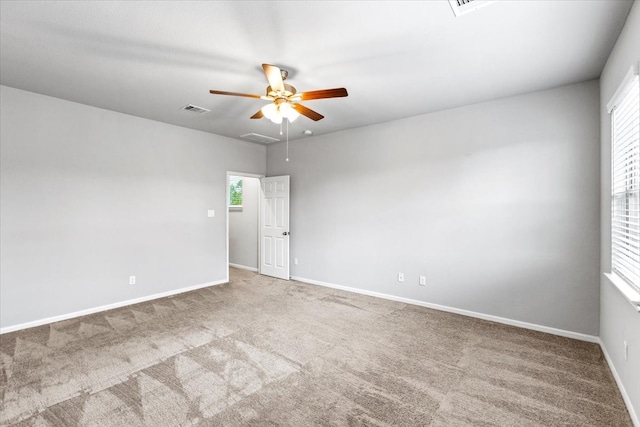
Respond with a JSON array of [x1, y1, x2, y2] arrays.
[[609, 68, 639, 294], [229, 175, 243, 207]]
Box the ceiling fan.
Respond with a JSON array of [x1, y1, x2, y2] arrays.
[[209, 64, 348, 124]]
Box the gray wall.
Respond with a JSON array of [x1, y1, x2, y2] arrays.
[[599, 0, 640, 421], [0, 86, 266, 329], [229, 176, 259, 269], [268, 80, 601, 336]]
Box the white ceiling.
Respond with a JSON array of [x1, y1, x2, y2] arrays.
[[0, 1, 633, 143]]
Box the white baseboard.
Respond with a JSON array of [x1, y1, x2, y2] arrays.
[[599, 339, 640, 427], [0, 279, 227, 334], [292, 276, 599, 343], [229, 263, 258, 272]]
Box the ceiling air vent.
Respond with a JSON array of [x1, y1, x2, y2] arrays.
[[180, 104, 210, 114], [240, 133, 280, 144], [448, 0, 496, 17]]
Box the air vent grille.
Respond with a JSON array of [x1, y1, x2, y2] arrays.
[[448, 0, 495, 17], [180, 104, 210, 114], [240, 133, 280, 144]]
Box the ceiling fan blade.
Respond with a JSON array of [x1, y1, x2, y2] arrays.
[[293, 103, 324, 121], [250, 110, 264, 119], [262, 64, 285, 93], [297, 88, 348, 101], [209, 90, 261, 99]]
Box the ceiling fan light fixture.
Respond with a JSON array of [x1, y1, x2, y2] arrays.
[[261, 103, 278, 121], [279, 102, 300, 122], [261, 101, 299, 124], [286, 110, 300, 122]]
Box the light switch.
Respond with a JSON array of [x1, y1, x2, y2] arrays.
[[208, 210, 215, 218]]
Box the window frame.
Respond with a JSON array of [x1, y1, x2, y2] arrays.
[[229, 175, 244, 210], [606, 64, 640, 310]]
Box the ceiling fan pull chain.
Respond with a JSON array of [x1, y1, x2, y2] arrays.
[[280, 121, 283, 136], [286, 118, 290, 162]]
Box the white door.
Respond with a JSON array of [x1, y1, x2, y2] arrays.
[[259, 176, 290, 280]]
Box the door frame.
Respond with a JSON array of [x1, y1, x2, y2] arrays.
[[225, 171, 264, 284]]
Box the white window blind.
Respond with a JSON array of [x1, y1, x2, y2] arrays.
[[611, 72, 640, 293]]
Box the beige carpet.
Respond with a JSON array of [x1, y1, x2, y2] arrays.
[[0, 268, 633, 426]]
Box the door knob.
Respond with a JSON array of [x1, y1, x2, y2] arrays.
[[282, 231, 289, 236]]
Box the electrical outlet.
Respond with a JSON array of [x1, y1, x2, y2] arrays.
[[624, 340, 628, 361], [398, 273, 404, 282], [294, 258, 299, 265], [129, 276, 136, 285], [207, 210, 215, 217], [419, 276, 426, 286]]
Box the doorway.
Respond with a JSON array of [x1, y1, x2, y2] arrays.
[[226, 172, 262, 276], [226, 172, 291, 282]]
